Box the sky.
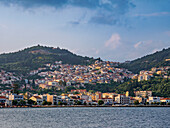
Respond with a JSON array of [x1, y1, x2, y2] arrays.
[[0, 0, 170, 62]]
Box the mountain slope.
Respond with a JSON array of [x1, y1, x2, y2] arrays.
[[0, 45, 96, 74], [116, 78, 170, 97], [120, 48, 170, 73]]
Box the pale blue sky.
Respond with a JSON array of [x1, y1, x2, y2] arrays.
[[0, 0, 169, 61]]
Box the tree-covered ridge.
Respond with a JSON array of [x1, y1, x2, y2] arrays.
[[84, 77, 170, 97], [116, 78, 170, 97], [120, 48, 170, 73], [0, 45, 96, 74]]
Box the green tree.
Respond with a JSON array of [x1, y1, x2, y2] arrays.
[[74, 92, 79, 94], [156, 102, 160, 105], [12, 83, 19, 94], [98, 100, 104, 105], [12, 100, 18, 106], [153, 102, 157, 105], [18, 100, 26, 106], [27, 99, 35, 105], [42, 101, 48, 105], [146, 102, 149, 105], [134, 100, 139, 105], [47, 102, 52, 105], [160, 102, 164, 105], [58, 101, 63, 105], [63, 102, 67, 105], [77, 101, 82, 105]]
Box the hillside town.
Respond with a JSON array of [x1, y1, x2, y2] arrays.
[[0, 70, 20, 85], [31, 60, 134, 90], [132, 66, 170, 81], [0, 61, 170, 107]]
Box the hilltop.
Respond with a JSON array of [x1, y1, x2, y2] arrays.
[[0, 45, 97, 74], [0, 45, 169, 74], [119, 48, 170, 73]]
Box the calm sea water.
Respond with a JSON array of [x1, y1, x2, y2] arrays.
[[0, 107, 169, 128]]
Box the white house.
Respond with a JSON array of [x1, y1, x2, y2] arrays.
[[148, 97, 160, 104], [160, 98, 170, 104]]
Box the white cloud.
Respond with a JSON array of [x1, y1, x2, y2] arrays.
[[134, 41, 142, 48], [134, 12, 170, 17], [100, 0, 112, 5], [95, 50, 99, 54], [134, 40, 153, 49], [0, 24, 8, 29], [70, 48, 100, 58], [105, 33, 121, 49], [165, 31, 170, 36], [152, 48, 159, 53], [70, 48, 80, 54]]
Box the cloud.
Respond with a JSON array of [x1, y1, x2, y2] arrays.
[[134, 12, 170, 17], [165, 31, 170, 36], [105, 34, 121, 49], [70, 48, 100, 58], [89, 12, 119, 25], [69, 21, 80, 25], [134, 41, 142, 48], [134, 40, 153, 49], [95, 49, 99, 54], [101, 39, 169, 62], [152, 48, 159, 53], [69, 12, 87, 26], [89, 0, 135, 25], [0, 0, 69, 9], [0, 24, 8, 29], [0, 0, 135, 26]]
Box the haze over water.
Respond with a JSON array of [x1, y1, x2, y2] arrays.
[[0, 107, 169, 128]]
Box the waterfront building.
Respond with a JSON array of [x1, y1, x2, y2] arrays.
[[46, 94, 60, 105], [8, 94, 23, 102], [39, 94, 47, 101], [8, 94, 24, 106], [134, 91, 152, 98], [148, 97, 160, 104], [99, 98, 113, 105], [133, 97, 143, 103], [0, 96, 7, 106], [30, 96, 43, 105], [160, 98, 170, 104], [115, 94, 130, 104]]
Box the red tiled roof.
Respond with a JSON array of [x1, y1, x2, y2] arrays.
[[0, 96, 7, 99], [70, 96, 78, 99], [33, 96, 42, 99], [101, 98, 112, 99], [161, 98, 170, 100]]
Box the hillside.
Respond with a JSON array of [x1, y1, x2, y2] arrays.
[[0, 45, 97, 74], [116, 78, 170, 97], [120, 48, 170, 73]]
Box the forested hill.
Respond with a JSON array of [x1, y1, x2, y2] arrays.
[[0, 45, 97, 74], [120, 48, 170, 73]]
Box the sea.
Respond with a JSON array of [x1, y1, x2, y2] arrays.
[[0, 107, 169, 128]]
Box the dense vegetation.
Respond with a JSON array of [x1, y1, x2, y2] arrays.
[[84, 77, 170, 97], [116, 78, 170, 97], [120, 48, 170, 73], [0, 45, 97, 74]]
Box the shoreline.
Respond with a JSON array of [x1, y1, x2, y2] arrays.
[[1, 105, 170, 108]]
